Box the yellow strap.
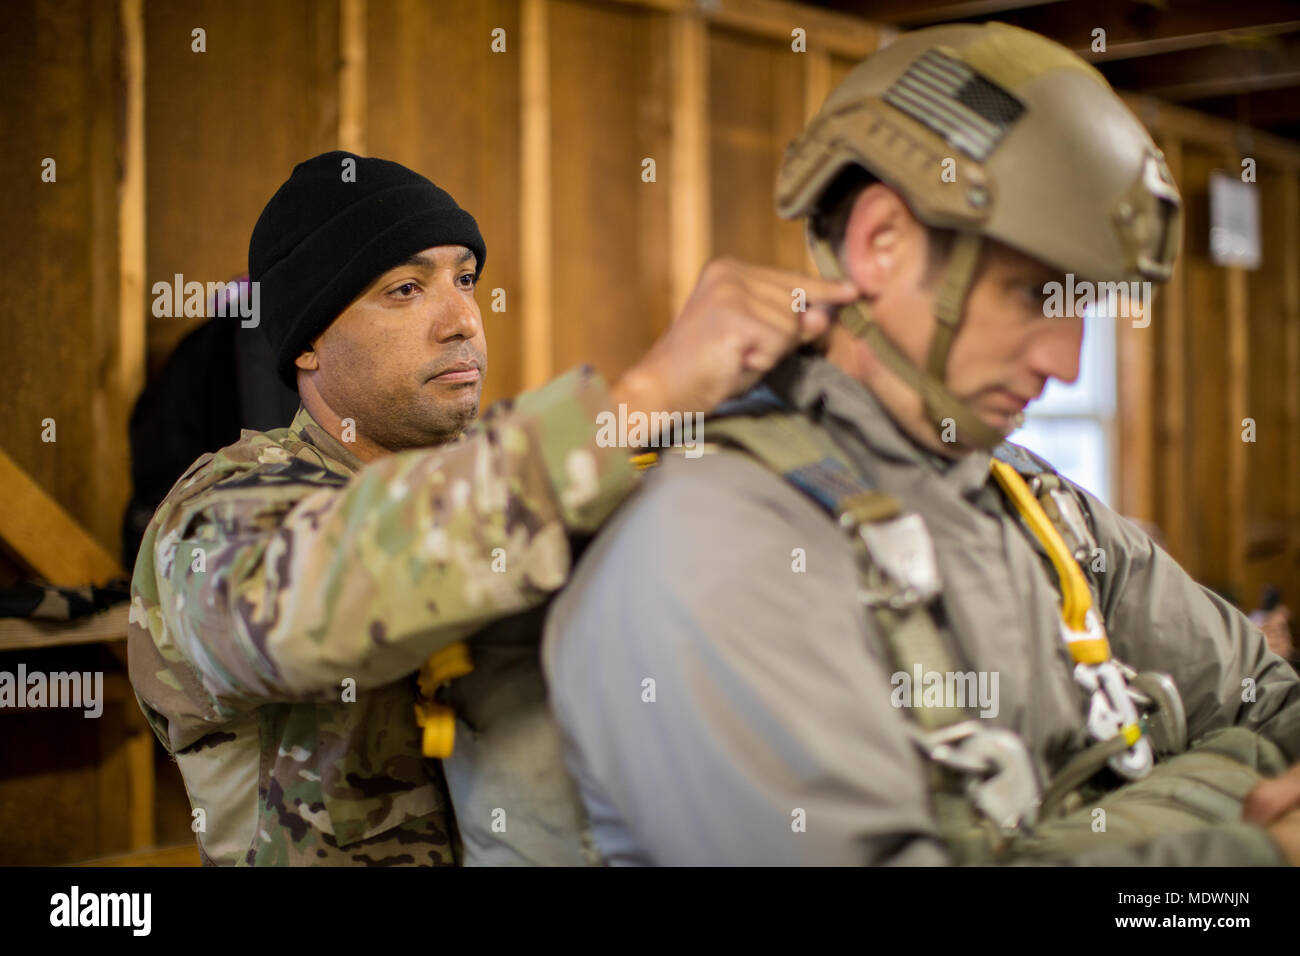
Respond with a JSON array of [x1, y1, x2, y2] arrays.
[[989, 460, 1108, 662], [415, 641, 475, 758]]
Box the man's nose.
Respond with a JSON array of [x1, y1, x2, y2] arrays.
[[1029, 316, 1083, 385], [430, 288, 481, 342]]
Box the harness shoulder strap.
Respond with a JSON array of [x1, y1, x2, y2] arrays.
[[707, 406, 1038, 859]]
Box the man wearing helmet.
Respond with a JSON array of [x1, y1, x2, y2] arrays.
[[540, 23, 1300, 865]]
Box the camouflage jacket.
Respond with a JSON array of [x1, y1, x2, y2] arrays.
[[127, 367, 635, 865]]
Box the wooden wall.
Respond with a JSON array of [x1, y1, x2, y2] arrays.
[[3, 0, 1299, 862], [1119, 94, 1300, 609]]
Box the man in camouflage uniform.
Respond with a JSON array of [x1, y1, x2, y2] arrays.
[[127, 151, 855, 865], [542, 24, 1300, 865]]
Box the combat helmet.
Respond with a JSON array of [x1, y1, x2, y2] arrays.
[[777, 22, 1182, 449]]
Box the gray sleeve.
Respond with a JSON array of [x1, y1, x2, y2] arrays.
[[542, 452, 949, 866], [1075, 483, 1300, 762]]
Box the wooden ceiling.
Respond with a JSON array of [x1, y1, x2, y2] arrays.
[[804, 0, 1300, 141]]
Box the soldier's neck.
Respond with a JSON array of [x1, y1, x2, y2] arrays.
[[296, 379, 393, 464], [824, 326, 965, 462]]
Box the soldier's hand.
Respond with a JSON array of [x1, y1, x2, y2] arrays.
[[611, 257, 857, 423], [1244, 761, 1300, 827], [1264, 805, 1300, 865]]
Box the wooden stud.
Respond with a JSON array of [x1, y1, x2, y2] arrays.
[[521, 0, 553, 388], [1159, 136, 1188, 562], [117, 0, 145, 425], [1225, 143, 1250, 598], [669, 11, 710, 320], [1283, 172, 1300, 584], [604, 0, 877, 60], [339, 0, 367, 154]]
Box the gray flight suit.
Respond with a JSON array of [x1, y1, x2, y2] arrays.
[[541, 352, 1300, 865]]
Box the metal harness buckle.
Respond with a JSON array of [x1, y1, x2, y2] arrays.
[[912, 721, 1041, 835]]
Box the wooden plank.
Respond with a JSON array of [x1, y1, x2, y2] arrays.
[[69, 843, 202, 867], [670, 11, 711, 319], [1124, 93, 1300, 169], [708, 27, 808, 271], [0, 606, 129, 653], [127, 725, 156, 849], [1156, 136, 1186, 551], [1226, 258, 1249, 600], [548, 0, 673, 382], [309, 0, 342, 154], [117, 0, 146, 429], [1285, 172, 1300, 596], [96, 672, 132, 854], [339, 0, 366, 153], [601, 0, 878, 59], [1115, 249, 1155, 522], [365, 0, 523, 407], [0, 449, 124, 587], [521, 0, 553, 389], [144, 0, 344, 377], [1179, 144, 1232, 586]]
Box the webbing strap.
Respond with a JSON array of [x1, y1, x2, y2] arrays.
[[806, 230, 1005, 450], [925, 231, 983, 383], [705, 409, 968, 733]]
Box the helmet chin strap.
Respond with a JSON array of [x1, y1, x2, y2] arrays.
[[807, 226, 1007, 451]]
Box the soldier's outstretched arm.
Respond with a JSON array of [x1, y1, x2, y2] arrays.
[[135, 260, 857, 713]]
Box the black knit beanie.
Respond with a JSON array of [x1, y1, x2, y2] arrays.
[[249, 151, 486, 390]]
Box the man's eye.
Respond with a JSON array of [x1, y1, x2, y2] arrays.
[[393, 282, 420, 297], [458, 273, 476, 289]]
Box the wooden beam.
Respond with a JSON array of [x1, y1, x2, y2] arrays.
[[521, 0, 553, 388], [1122, 93, 1300, 169], [669, 11, 711, 321], [601, 0, 879, 59], [69, 843, 201, 867], [809, 0, 1062, 29], [0, 449, 124, 587], [1116, 263, 1154, 521], [1225, 143, 1250, 598], [1158, 135, 1187, 562], [117, 0, 145, 417], [339, 0, 367, 153], [903, 0, 1300, 63], [1101, 33, 1300, 102], [1283, 172, 1300, 590]]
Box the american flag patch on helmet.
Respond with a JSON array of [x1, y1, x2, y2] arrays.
[[883, 50, 1025, 161]]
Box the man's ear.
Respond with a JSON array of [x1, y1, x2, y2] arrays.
[[295, 349, 319, 372], [841, 184, 911, 296]]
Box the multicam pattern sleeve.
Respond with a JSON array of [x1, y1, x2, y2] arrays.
[[130, 366, 635, 724]]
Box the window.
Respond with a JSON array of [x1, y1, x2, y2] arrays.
[[1010, 304, 1116, 505]]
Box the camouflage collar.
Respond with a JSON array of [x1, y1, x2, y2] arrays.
[[286, 406, 366, 476], [762, 351, 994, 500]]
